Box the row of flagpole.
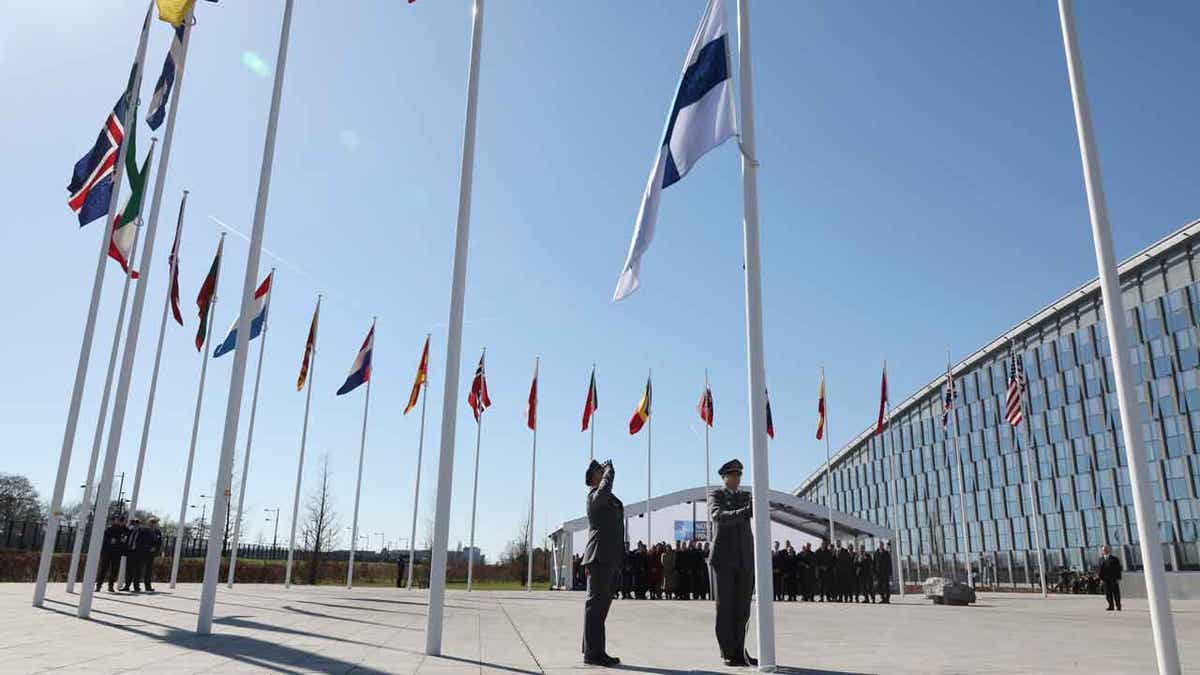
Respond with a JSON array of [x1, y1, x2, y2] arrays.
[[33, 0, 1181, 671]]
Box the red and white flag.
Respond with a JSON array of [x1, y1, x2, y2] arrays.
[[526, 360, 538, 430], [467, 350, 491, 421]]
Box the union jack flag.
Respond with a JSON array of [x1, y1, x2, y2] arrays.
[[941, 374, 956, 429], [1006, 358, 1026, 427]]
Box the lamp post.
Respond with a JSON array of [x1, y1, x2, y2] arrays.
[[264, 508, 281, 548]]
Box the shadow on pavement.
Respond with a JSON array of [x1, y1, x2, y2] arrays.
[[435, 653, 542, 675], [283, 604, 420, 630]]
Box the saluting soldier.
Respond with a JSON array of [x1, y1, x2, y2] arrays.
[[708, 459, 757, 667], [581, 459, 623, 667]]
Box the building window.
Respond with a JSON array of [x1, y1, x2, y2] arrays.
[[1055, 442, 1072, 476], [1040, 343, 1058, 377], [1075, 472, 1094, 509], [997, 519, 1012, 550], [1157, 502, 1176, 543], [1149, 337, 1173, 380], [1078, 327, 1097, 364], [1095, 432, 1117, 470], [1153, 375, 1180, 419], [1192, 455, 1200, 496], [1175, 328, 1199, 371], [1012, 517, 1029, 549], [1085, 396, 1106, 434], [1140, 301, 1165, 342], [1083, 361, 1105, 398], [1142, 421, 1163, 462], [1046, 514, 1064, 548], [1064, 369, 1082, 405], [1178, 371, 1200, 412], [1064, 512, 1083, 547], [1056, 476, 1076, 512], [1177, 500, 1199, 543], [1164, 414, 1190, 458], [1166, 289, 1192, 333], [1066, 403, 1084, 439], [1097, 471, 1118, 507], [1038, 479, 1055, 513], [1006, 485, 1023, 517], [1047, 375, 1064, 409], [1104, 506, 1125, 544], [1166, 458, 1190, 500]]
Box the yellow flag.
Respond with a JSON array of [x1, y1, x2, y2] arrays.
[[155, 0, 196, 27]]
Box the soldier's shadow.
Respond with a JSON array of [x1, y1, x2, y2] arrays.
[[611, 666, 869, 674]]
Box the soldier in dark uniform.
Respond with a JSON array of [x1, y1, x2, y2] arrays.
[[708, 459, 757, 667], [874, 540, 893, 604], [119, 518, 143, 592], [1097, 545, 1122, 611], [95, 515, 127, 593], [856, 544, 874, 603], [771, 541, 783, 601], [699, 542, 711, 600], [783, 541, 798, 601], [581, 459, 623, 667], [142, 517, 163, 592], [815, 540, 833, 602], [798, 542, 815, 601], [835, 542, 853, 602]]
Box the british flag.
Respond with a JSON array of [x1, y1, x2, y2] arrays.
[[67, 91, 129, 227], [1006, 358, 1026, 427]]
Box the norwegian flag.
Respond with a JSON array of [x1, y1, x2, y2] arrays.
[[942, 373, 957, 429], [468, 350, 492, 421], [1006, 358, 1026, 427]]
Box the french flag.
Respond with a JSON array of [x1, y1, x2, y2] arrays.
[[212, 272, 272, 358], [337, 323, 375, 396]]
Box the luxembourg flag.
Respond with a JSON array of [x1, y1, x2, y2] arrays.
[[212, 272, 272, 358], [337, 322, 375, 396]]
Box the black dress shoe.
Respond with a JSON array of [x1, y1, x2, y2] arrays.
[[602, 655, 620, 666], [584, 654, 619, 666], [744, 654, 758, 666], [724, 657, 748, 667]]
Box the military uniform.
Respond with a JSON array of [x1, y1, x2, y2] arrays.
[[856, 547, 874, 603], [873, 544, 893, 604], [581, 460, 623, 665], [708, 459, 755, 666]]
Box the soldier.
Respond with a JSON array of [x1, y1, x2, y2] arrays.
[[815, 540, 833, 602], [94, 515, 127, 593], [771, 541, 783, 601], [783, 540, 798, 601], [833, 542, 850, 602], [874, 540, 893, 604], [662, 540, 676, 599], [699, 542, 712, 600], [142, 517, 163, 592], [798, 542, 815, 601], [856, 544, 874, 603], [1097, 545, 1122, 611], [581, 459, 623, 667], [119, 518, 143, 592], [708, 459, 757, 667]]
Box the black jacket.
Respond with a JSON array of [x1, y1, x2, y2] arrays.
[[583, 463, 624, 568], [873, 548, 892, 579], [708, 488, 753, 570], [1098, 554, 1122, 582], [101, 524, 127, 553]]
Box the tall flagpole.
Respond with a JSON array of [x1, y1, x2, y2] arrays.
[[405, 334, 431, 590], [127, 191, 189, 553], [170, 233, 225, 589], [32, 0, 154, 608], [822, 368, 834, 545], [1010, 343, 1047, 597], [1057, 3, 1179, 670], [947, 355, 973, 588], [77, 132, 162, 619], [65, 220, 142, 595], [646, 370, 652, 548], [347, 318, 375, 590], [735, 0, 776, 666], [884, 361, 906, 598], [227, 269, 276, 588], [589, 365, 596, 462], [427, 0, 484, 653], [197, 0, 295, 635], [526, 357, 539, 592], [285, 294, 320, 588], [466, 410, 483, 592], [704, 370, 712, 541], [127, 0, 197, 534]]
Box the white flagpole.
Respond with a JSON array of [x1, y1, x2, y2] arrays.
[[32, 0, 154, 608], [1012, 344, 1048, 597], [822, 368, 834, 545], [947, 355, 973, 588], [589, 365, 596, 462], [347, 318, 375, 590], [227, 269, 276, 588], [170, 233, 225, 589], [127, 0, 197, 528], [65, 220, 142, 595], [427, 0, 484, 652], [128, 191, 189, 548], [884, 362, 906, 598], [196, 0, 295, 635], [646, 371, 652, 548], [466, 413, 483, 592], [77, 133, 163, 618], [1057, 2, 1179, 670], [704, 370, 712, 541], [405, 334, 430, 590], [285, 294, 321, 588], [734, 0, 776, 666], [526, 357, 539, 592]]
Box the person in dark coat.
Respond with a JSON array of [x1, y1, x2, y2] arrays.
[[856, 544, 874, 603], [874, 541, 893, 604], [119, 518, 144, 592], [708, 459, 757, 668], [798, 542, 815, 601], [771, 541, 784, 601], [815, 540, 833, 602], [835, 543, 853, 602], [95, 515, 127, 593], [783, 541, 798, 601], [581, 459, 623, 666], [1097, 545, 1122, 611], [141, 517, 163, 591], [699, 542, 712, 600]]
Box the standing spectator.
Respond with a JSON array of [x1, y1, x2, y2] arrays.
[[856, 544, 875, 603], [661, 542, 676, 599], [1098, 545, 1122, 611], [798, 542, 815, 601], [874, 541, 893, 604], [771, 541, 783, 601], [95, 515, 128, 593], [141, 517, 163, 592], [783, 540, 798, 601], [120, 518, 143, 592]]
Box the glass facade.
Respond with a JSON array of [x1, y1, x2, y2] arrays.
[[797, 223, 1200, 575]]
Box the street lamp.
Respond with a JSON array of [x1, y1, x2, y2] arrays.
[[264, 507, 281, 548]]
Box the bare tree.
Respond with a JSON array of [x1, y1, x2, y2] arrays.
[[301, 454, 340, 584], [0, 473, 44, 522]]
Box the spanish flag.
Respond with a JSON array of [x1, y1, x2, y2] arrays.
[[403, 335, 430, 415], [628, 375, 651, 435], [815, 373, 826, 440]]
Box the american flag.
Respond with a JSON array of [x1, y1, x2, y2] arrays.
[[1006, 358, 1026, 426], [941, 374, 956, 428]]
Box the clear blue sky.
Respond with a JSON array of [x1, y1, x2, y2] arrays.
[[3, 1, 1199, 560]]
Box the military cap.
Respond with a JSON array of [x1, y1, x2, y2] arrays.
[[718, 458, 744, 476], [586, 459, 603, 485]]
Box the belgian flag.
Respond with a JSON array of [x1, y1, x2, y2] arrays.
[[629, 375, 651, 435]]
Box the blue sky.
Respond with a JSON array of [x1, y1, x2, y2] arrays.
[[3, 1, 1200, 560]]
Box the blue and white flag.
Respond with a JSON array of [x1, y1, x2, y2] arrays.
[[147, 25, 185, 130], [613, 0, 735, 302], [213, 272, 272, 358], [337, 323, 375, 396]]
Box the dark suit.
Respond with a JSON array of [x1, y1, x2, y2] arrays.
[[873, 547, 892, 604], [708, 488, 754, 661], [1098, 554, 1122, 610], [582, 463, 623, 660]]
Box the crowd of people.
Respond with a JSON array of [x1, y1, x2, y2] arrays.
[[94, 513, 164, 593], [770, 539, 893, 603], [617, 540, 712, 600]]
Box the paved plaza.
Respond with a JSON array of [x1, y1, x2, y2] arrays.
[[0, 583, 1196, 673]]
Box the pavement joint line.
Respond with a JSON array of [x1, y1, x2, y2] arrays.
[[495, 595, 544, 675]]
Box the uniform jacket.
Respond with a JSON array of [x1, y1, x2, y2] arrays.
[[1098, 554, 1122, 582], [873, 548, 892, 579], [583, 463, 624, 568], [707, 487, 753, 570], [101, 524, 127, 553]]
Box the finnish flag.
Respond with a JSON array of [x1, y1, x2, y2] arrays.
[[613, 0, 735, 302]]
